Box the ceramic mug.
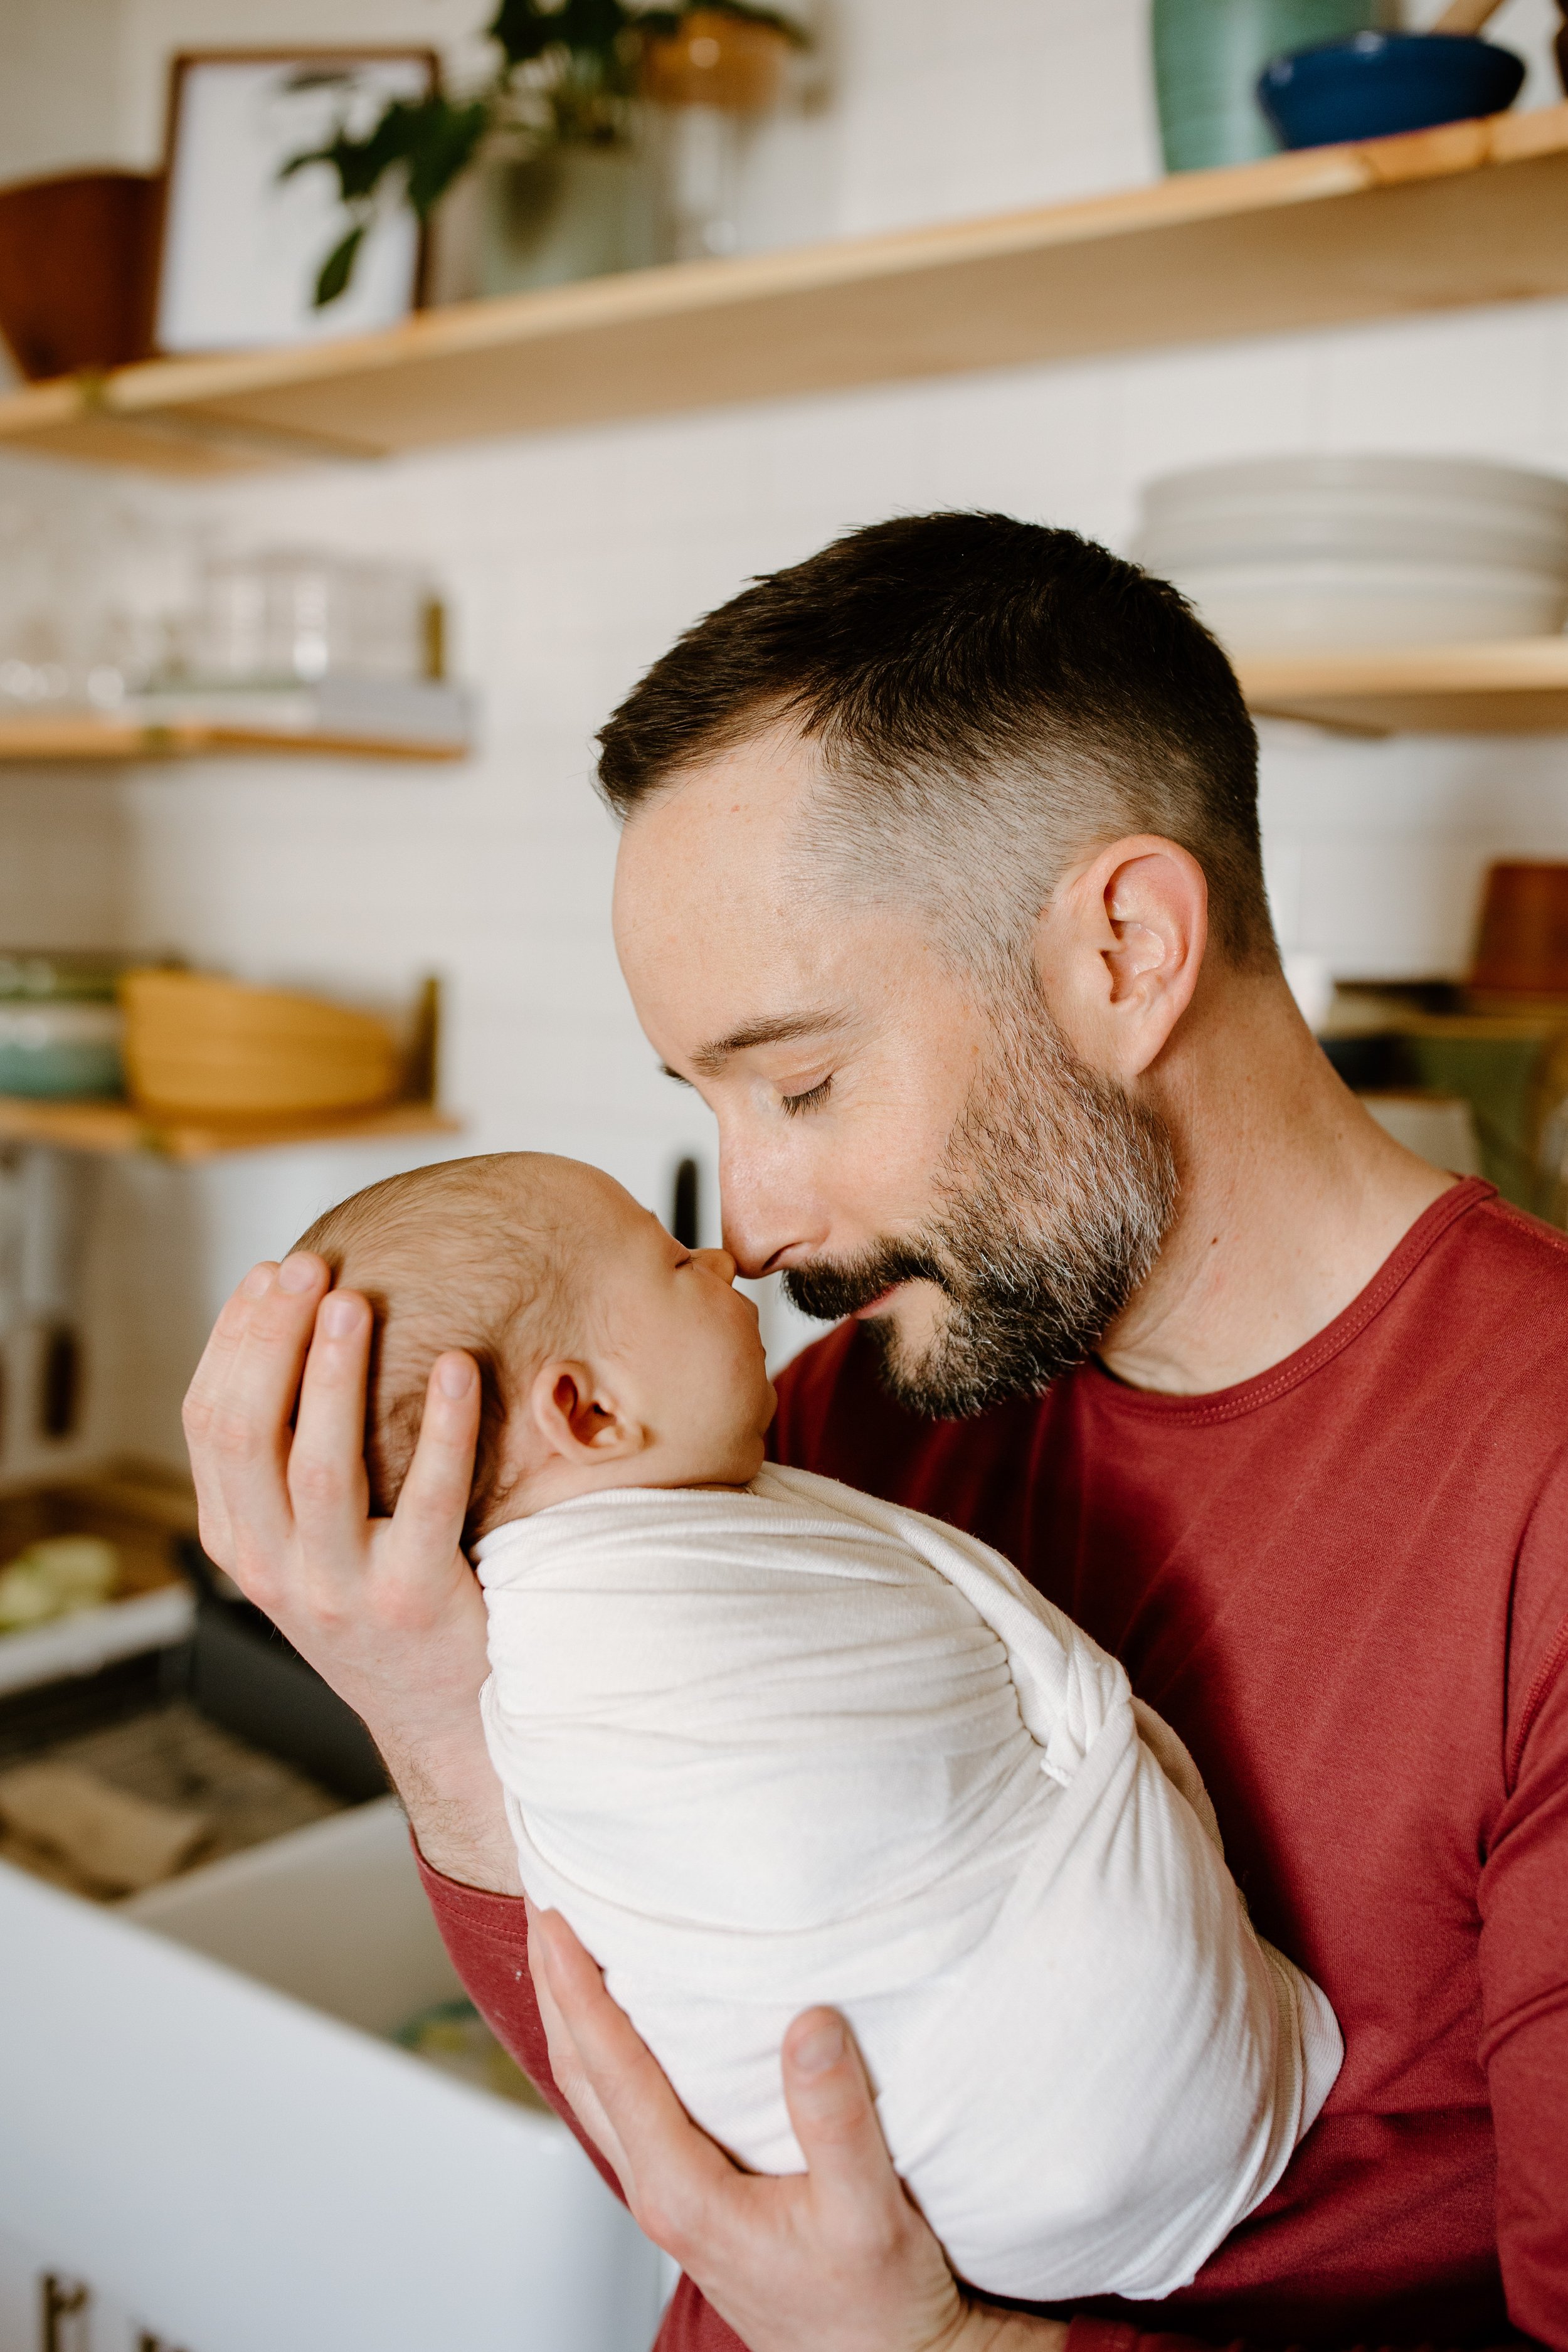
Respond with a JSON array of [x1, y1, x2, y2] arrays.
[[1152, 0, 1390, 172]]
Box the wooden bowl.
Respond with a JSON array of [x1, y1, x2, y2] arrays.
[[120, 971, 401, 1120], [1471, 862, 1568, 997]]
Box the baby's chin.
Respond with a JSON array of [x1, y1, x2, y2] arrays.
[[725, 1413, 773, 1488]]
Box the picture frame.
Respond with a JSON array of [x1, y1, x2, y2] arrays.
[[153, 47, 440, 357]]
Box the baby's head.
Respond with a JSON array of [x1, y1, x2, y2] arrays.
[[293, 1153, 775, 1541]]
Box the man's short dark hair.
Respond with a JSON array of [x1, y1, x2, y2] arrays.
[[596, 512, 1275, 975]]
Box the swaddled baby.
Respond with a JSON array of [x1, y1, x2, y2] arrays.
[[297, 1151, 1341, 2302]]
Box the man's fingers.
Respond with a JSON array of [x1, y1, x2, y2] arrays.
[[390, 1352, 481, 1571], [781, 2008, 903, 2223], [183, 1261, 277, 1562], [525, 1899, 630, 2181], [531, 1907, 736, 2246], [186, 1256, 327, 1584], [287, 1284, 375, 1562]]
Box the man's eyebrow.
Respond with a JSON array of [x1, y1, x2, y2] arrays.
[[686, 1011, 850, 1078]]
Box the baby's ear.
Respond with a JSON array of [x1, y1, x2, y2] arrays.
[[527, 1360, 644, 1463]]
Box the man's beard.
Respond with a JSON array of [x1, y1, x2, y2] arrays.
[[783, 984, 1179, 1419]]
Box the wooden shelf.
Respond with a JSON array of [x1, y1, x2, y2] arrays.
[[1237, 637, 1568, 734], [4, 107, 1568, 475], [0, 1096, 460, 1161], [0, 716, 466, 763]]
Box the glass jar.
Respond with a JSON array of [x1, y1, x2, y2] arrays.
[[192, 551, 441, 686]]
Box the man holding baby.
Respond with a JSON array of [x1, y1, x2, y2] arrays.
[[183, 516, 1568, 2352]]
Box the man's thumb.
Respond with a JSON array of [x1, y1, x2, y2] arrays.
[[781, 2009, 898, 2212]]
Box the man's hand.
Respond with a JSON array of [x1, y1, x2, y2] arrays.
[[182, 1253, 519, 1893], [527, 1905, 1068, 2352]]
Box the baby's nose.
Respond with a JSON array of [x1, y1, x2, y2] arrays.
[[695, 1248, 738, 1285]]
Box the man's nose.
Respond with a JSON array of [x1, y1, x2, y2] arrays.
[[718, 1135, 829, 1281], [694, 1248, 738, 1285]]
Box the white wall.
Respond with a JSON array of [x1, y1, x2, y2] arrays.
[[0, 0, 125, 184], [4, 0, 1568, 1470]]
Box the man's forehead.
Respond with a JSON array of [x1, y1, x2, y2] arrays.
[[618, 727, 819, 867], [610, 729, 916, 1060], [613, 740, 824, 978]]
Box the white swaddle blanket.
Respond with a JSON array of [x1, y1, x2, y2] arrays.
[[477, 1463, 1341, 2301]]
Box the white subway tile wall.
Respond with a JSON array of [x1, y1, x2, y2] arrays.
[[3, 0, 1568, 1467]]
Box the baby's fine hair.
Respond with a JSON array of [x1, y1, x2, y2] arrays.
[[292, 1153, 580, 1537]]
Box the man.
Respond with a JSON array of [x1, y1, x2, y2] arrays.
[[184, 516, 1567, 2352]]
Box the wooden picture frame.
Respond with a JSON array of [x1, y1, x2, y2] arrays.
[[153, 46, 440, 357]]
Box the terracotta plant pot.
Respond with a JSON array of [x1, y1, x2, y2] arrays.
[[0, 171, 161, 382], [640, 9, 792, 111], [1471, 862, 1568, 997]]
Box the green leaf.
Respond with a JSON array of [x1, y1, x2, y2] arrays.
[[488, 0, 635, 68], [405, 97, 490, 218], [314, 221, 368, 309], [488, 0, 573, 66], [281, 92, 487, 214]]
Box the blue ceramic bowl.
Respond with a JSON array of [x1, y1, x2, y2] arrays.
[[1258, 31, 1525, 151]]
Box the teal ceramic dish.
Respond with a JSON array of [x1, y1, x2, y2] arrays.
[[0, 1003, 124, 1097]]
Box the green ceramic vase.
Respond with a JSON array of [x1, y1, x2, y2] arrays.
[[1152, 0, 1392, 172], [477, 145, 665, 294]]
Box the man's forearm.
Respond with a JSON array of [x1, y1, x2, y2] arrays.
[[377, 1717, 521, 1893]]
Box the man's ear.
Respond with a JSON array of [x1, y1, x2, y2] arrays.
[[524, 1360, 646, 1467], [1035, 834, 1207, 1079]]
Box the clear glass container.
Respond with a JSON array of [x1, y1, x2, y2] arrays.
[[191, 551, 442, 686]]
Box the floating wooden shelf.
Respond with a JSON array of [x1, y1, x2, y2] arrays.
[[1237, 638, 1568, 734], [0, 1096, 460, 1161], [4, 107, 1568, 475], [0, 716, 466, 763]]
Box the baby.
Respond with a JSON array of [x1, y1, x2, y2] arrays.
[[297, 1152, 1341, 2303]]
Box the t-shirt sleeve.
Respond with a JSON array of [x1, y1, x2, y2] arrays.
[[411, 1841, 626, 2204], [1480, 1457, 1568, 2350], [413, 1846, 744, 2352]]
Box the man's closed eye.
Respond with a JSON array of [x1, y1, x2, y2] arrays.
[[780, 1078, 834, 1118]]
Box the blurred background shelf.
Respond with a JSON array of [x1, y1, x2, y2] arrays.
[[1237, 637, 1568, 733], [0, 716, 468, 763], [0, 1097, 460, 1161], [4, 107, 1568, 476]]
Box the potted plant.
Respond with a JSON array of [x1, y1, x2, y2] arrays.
[[284, 0, 808, 305]]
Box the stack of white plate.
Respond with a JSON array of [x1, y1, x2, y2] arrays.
[[1130, 454, 1568, 652]]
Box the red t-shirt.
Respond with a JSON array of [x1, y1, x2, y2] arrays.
[[420, 1177, 1568, 2352]]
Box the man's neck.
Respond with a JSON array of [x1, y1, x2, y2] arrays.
[[1099, 973, 1455, 1398]]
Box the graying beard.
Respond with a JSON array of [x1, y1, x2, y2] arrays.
[[860, 1000, 1177, 1418]]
